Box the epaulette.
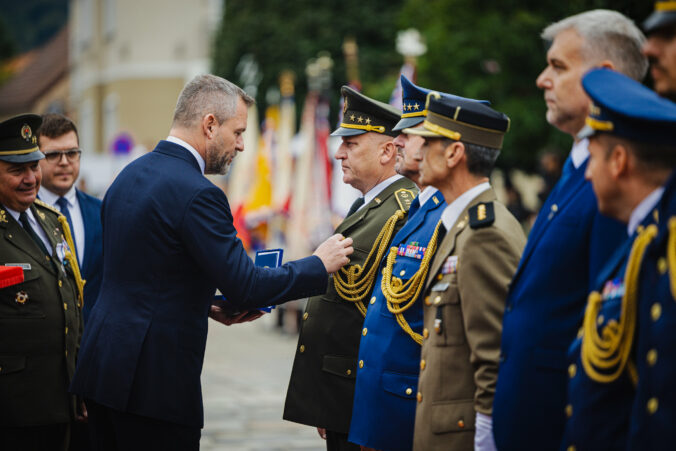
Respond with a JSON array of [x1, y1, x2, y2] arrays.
[[469, 202, 495, 229], [394, 189, 416, 212], [34, 199, 62, 217]]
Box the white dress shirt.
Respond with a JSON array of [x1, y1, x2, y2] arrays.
[[357, 174, 404, 211], [39, 186, 85, 265], [5, 206, 52, 256], [627, 187, 664, 237], [570, 138, 590, 169], [417, 186, 439, 207], [167, 136, 205, 175]]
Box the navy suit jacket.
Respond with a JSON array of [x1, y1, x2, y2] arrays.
[[493, 159, 625, 451], [70, 141, 327, 427], [75, 189, 103, 324]]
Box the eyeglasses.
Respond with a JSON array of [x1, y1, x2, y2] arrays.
[[43, 149, 82, 163]]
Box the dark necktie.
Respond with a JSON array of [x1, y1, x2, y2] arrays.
[[346, 197, 365, 217], [19, 211, 49, 256], [56, 197, 78, 259]]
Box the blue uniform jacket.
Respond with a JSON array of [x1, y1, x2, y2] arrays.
[[70, 141, 327, 427], [75, 189, 103, 324], [563, 211, 656, 451], [493, 159, 625, 451], [349, 190, 445, 451], [629, 172, 676, 450]]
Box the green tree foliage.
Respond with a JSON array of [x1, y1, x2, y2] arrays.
[[0, 0, 68, 52], [212, 0, 404, 124]]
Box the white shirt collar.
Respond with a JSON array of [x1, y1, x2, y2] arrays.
[[441, 182, 491, 230], [627, 187, 664, 236], [417, 186, 438, 207], [39, 185, 77, 207], [167, 135, 205, 175], [570, 138, 590, 169], [359, 174, 404, 211]]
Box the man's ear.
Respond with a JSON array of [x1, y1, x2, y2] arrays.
[[609, 143, 629, 180], [379, 139, 397, 165], [202, 114, 218, 138], [445, 141, 465, 169], [597, 60, 615, 71]]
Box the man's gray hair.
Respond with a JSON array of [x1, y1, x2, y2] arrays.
[[172, 74, 255, 128], [542, 9, 648, 82]]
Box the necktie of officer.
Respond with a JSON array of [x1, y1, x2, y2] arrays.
[[346, 197, 365, 217], [19, 211, 49, 256], [56, 197, 78, 258]]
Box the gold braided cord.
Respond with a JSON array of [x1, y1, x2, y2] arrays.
[[381, 220, 444, 345], [58, 215, 86, 307], [581, 224, 657, 383], [667, 218, 676, 300], [334, 210, 406, 317]]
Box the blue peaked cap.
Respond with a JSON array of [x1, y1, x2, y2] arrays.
[[393, 75, 491, 131], [578, 68, 676, 146]]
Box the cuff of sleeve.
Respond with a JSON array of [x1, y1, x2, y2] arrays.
[[474, 412, 497, 451]]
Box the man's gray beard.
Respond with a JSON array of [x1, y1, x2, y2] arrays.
[[205, 151, 231, 175]]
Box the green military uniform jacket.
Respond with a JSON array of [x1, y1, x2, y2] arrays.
[[413, 188, 525, 450], [0, 201, 82, 427], [284, 176, 418, 434]]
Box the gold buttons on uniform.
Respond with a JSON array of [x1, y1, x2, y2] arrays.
[[567, 446, 576, 451], [651, 303, 662, 322], [58, 280, 63, 287], [597, 315, 604, 325], [434, 296, 441, 305], [552, 204, 558, 212], [399, 270, 406, 277], [437, 274, 443, 281], [420, 360, 426, 370], [424, 296, 431, 306], [45, 255, 50, 261], [566, 404, 573, 418], [406, 388, 413, 395], [457, 419, 465, 428], [65, 350, 68, 357], [568, 364, 577, 378], [303, 312, 308, 320], [423, 328, 429, 339], [370, 296, 376, 305], [63, 302, 67, 310], [299, 345, 305, 353], [65, 327, 68, 335], [416, 392, 422, 403], [647, 349, 658, 367], [362, 328, 368, 336], [359, 360, 364, 368], [346, 369, 352, 376], [658, 257, 668, 275], [647, 397, 659, 415]]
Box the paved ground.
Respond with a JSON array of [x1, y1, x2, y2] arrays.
[[200, 314, 324, 450]]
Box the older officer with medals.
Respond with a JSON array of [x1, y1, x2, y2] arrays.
[[0, 114, 84, 450], [284, 86, 418, 450], [402, 93, 525, 450], [626, 4, 676, 449], [562, 68, 676, 451]]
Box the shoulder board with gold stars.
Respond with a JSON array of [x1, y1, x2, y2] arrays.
[[469, 202, 495, 229], [34, 198, 62, 217], [394, 189, 416, 212]]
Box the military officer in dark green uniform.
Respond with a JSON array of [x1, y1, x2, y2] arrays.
[[284, 86, 418, 450], [0, 114, 84, 451]]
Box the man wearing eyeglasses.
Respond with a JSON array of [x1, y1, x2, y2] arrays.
[[36, 114, 102, 325]]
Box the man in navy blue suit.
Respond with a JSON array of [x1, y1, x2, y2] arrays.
[[69, 74, 353, 451], [492, 10, 648, 451], [37, 114, 103, 325]]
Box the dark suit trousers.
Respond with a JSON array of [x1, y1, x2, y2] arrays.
[[326, 430, 360, 451], [85, 400, 200, 451], [0, 423, 69, 451]]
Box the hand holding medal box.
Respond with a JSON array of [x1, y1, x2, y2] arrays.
[[212, 249, 284, 315]]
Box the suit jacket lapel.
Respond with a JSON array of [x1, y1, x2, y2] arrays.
[[425, 188, 496, 292], [512, 163, 588, 284], [76, 189, 94, 271]]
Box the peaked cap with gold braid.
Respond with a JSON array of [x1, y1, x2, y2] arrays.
[[644, 0, 676, 33], [332, 86, 401, 137], [0, 114, 45, 163]]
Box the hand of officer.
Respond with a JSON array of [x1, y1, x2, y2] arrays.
[[317, 427, 327, 440], [313, 234, 354, 274], [208, 306, 264, 325]]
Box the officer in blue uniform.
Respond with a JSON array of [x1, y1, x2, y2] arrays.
[[627, 4, 676, 448], [563, 68, 676, 451]]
